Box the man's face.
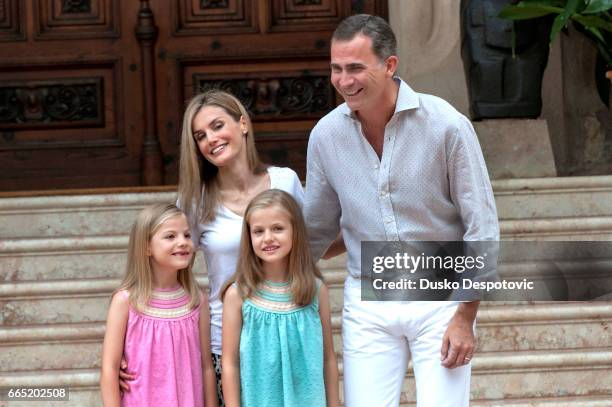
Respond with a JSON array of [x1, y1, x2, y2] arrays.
[[330, 34, 396, 113]]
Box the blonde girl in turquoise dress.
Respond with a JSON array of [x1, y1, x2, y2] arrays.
[[221, 189, 340, 407]]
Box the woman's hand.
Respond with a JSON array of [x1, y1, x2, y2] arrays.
[[118, 357, 135, 392]]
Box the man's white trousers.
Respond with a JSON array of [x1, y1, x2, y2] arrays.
[[342, 278, 472, 407]]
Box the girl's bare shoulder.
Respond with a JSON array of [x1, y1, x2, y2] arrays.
[[223, 284, 243, 305], [110, 289, 130, 307]]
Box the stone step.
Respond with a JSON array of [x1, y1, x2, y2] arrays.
[[6, 235, 612, 292], [5, 265, 610, 325], [0, 245, 208, 283], [2, 303, 610, 373], [1, 389, 101, 407], [2, 176, 612, 240], [499, 216, 612, 240], [466, 349, 612, 404], [2, 318, 609, 374], [469, 396, 612, 407], [0, 270, 346, 326], [475, 303, 612, 352], [492, 175, 612, 220], [0, 236, 127, 282], [0, 192, 174, 239], [3, 217, 612, 264], [367, 348, 612, 404], [2, 392, 611, 407], [3, 302, 610, 339], [0, 368, 100, 407], [2, 178, 611, 406], [1, 257, 610, 314], [2, 349, 610, 406]]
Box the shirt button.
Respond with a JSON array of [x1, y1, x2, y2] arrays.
[[380, 190, 386, 197], [385, 216, 393, 224], [374, 164, 379, 169]]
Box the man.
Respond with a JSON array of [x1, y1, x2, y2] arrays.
[[304, 14, 499, 407]]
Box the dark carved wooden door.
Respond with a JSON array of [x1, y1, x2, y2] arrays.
[[0, 0, 145, 191], [0, 0, 387, 191]]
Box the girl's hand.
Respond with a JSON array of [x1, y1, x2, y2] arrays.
[[118, 358, 135, 391]]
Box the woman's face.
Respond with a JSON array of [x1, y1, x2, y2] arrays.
[[191, 105, 248, 168]]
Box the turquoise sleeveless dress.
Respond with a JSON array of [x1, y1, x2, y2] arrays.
[[239, 280, 325, 407]]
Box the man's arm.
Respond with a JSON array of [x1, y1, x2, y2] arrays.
[[440, 301, 478, 368], [447, 115, 499, 242], [441, 115, 498, 368], [304, 129, 342, 261]]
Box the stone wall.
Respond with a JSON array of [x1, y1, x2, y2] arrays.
[[388, 0, 612, 177], [388, 0, 470, 116]]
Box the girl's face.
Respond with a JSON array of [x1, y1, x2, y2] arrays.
[[148, 214, 194, 275], [249, 205, 293, 270], [191, 105, 248, 168]]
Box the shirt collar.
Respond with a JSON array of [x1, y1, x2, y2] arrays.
[[338, 77, 420, 118]]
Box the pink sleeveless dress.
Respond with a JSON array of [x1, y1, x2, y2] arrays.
[[120, 286, 204, 407]]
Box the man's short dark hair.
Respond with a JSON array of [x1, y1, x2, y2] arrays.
[[332, 14, 397, 62]]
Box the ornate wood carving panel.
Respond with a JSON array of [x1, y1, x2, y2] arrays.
[[268, 0, 349, 32], [201, 0, 230, 8], [0, 0, 24, 41], [0, 78, 104, 129], [174, 0, 257, 36], [62, 0, 93, 13], [194, 74, 333, 120], [0, 62, 122, 150], [35, 0, 120, 39]]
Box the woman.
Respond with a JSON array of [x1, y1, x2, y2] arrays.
[[178, 90, 306, 404], [119, 90, 306, 406]]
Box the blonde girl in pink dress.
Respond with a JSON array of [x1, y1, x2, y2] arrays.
[[100, 204, 218, 407]]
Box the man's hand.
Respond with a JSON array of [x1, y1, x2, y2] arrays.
[[440, 301, 479, 369], [119, 357, 136, 392]]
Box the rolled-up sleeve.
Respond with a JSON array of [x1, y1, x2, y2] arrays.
[[447, 116, 499, 241]]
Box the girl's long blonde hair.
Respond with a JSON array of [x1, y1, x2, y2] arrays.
[[224, 189, 323, 306], [177, 90, 266, 225], [117, 204, 200, 312]]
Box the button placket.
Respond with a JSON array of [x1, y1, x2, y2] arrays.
[[379, 126, 397, 239]]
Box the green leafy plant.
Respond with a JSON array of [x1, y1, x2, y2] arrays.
[[499, 0, 612, 67]]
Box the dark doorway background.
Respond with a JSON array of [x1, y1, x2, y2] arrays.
[[0, 0, 387, 191]]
